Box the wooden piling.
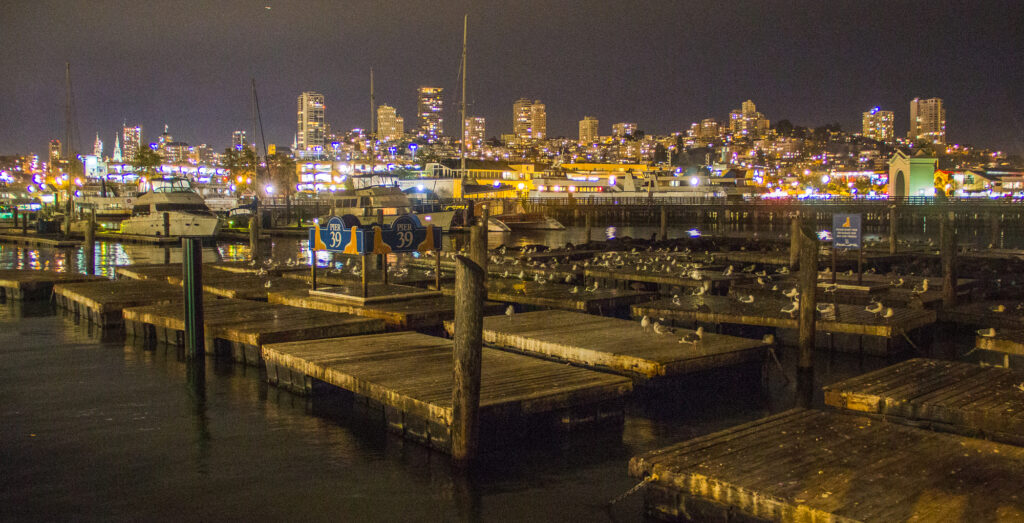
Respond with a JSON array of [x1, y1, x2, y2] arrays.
[[182, 237, 205, 358], [84, 210, 95, 275], [797, 226, 818, 408], [889, 205, 898, 254], [990, 211, 1000, 248], [249, 214, 260, 262], [452, 255, 485, 462], [941, 211, 957, 309], [21, 212, 28, 235], [585, 212, 592, 244], [789, 214, 800, 268], [469, 206, 488, 272], [659, 205, 667, 241]]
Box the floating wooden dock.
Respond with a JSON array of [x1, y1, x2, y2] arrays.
[[0, 232, 80, 248], [262, 332, 633, 453], [53, 279, 183, 327], [633, 295, 936, 355], [975, 328, 1024, 368], [123, 299, 385, 365], [0, 269, 106, 300], [268, 289, 506, 330], [585, 267, 748, 292], [629, 408, 1024, 522], [445, 279, 652, 315], [825, 358, 1024, 446], [448, 310, 769, 381], [115, 263, 185, 281], [165, 270, 310, 300], [940, 301, 1024, 329]]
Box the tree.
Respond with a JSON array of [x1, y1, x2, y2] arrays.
[[223, 146, 258, 189], [267, 152, 297, 219], [131, 146, 161, 178], [774, 119, 795, 137]]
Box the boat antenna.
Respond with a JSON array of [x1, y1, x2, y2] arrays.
[[370, 67, 375, 178], [460, 14, 467, 184]]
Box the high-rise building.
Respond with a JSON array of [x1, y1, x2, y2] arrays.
[[417, 87, 444, 142], [297, 92, 326, 151], [728, 100, 770, 138], [48, 139, 61, 166], [699, 119, 720, 141], [579, 116, 599, 142], [122, 125, 142, 162], [92, 133, 103, 158], [112, 135, 122, 162], [513, 98, 546, 141], [377, 105, 404, 141], [862, 107, 895, 143], [612, 122, 637, 137], [909, 97, 945, 144], [464, 116, 486, 148], [232, 130, 248, 150]]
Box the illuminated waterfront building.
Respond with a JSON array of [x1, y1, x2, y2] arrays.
[[112, 136, 122, 162], [862, 107, 895, 143], [417, 87, 444, 142], [612, 122, 637, 137], [297, 91, 326, 151], [579, 116, 599, 143], [513, 98, 546, 141], [377, 105, 404, 141], [93, 133, 103, 158], [465, 116, 485, 148], [122, 125, 142, 162], [48, 139, 61, 166], [909, 97, 945, 144], [699, 119, 721, 141], [232, 130, 248, 150], [728, 100, 770, 138]]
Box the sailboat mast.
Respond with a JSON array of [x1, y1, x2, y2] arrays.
[[64, 62, 75, 227], [460, 14, 467, 181], [370, 68, 375, 176]]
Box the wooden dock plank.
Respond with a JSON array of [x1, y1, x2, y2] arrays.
[[447, 310, 768, 380], [941, 301, 1024, 329], [444, 279, 653, 314], [268, 289, 505, 330], [0, 269, 106, 300], [629, 408, 1024, 522], [53, 279, 183, 326], [262, 332, 633, 452], [633, 295, 936, 338], [165, 270, 309, 300], [824, 358, 1024, 445]]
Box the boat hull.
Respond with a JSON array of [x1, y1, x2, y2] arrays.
[[119, 212, 222, 237]]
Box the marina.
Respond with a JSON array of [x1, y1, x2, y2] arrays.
[[0, 269, 105, 300]]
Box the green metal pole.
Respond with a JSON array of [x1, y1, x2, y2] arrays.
[[182, 237, 205, 358]]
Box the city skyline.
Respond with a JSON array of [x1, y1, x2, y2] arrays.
[[1, 1, 1021, 155]]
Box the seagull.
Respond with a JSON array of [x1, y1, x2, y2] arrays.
[[912, 279, 929, 294], [585, 281, 599, 292], [777, 266, 790, 275], [823, 283, 838, 294], [978, 327, 996, 338], [781, 300, 799, 318], [505, 305, 515, 322], [738, 294, 755, 304], [671, 294, 682, 306], [865, 301, 884, 314], [689, 270, 703, 281], [783, 287, 799, 299], [679, 326, 704, 345], [762, 334, 776, 345], [816, 303, 835, 314], [518, 270, 526, 280], [881, 307, 894, 319], [890, 277, 905, 288], [640, 315, 651, 333], [264, 280, 272, 288], [653, 322, 674, 335], [991, 304, 1007, 313], [693, 284, 707, 296], [757, 276, 767, 286], [570, 286, 579, 294], [723, 265, 734, 276], [564, 274, 573, 284]]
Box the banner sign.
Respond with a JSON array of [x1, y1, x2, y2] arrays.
[[832, 213, 862, 249], [309, 215, 441, 254]]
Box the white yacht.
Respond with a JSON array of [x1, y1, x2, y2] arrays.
[[322, 185, 456, 229], [119, 177, 222, 237]]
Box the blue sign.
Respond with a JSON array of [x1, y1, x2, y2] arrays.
[[310, 215, 441, 254], [832, 213, 862, 249]]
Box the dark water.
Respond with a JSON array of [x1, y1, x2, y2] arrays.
[[0, 226, 973, 521]]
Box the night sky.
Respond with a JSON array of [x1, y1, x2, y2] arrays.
[[2, 1, 1022, 156]]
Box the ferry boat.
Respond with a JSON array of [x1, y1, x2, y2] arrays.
[[322, 185, 456, 229], [118, 177, 222, 237]]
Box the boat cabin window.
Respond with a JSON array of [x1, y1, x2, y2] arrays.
[[359, 196, 371, 207], [154, 203, 211, 212], [332, 198, 357, 208], [132, 204, 151, 214]]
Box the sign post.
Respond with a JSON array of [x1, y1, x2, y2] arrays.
[[832, 213, 863, 284]]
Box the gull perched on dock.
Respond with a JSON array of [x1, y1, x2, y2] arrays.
[[671, 294, 682, 306], [679, 327, 704, 346], [912, 279, 929, 295], [978, 327, 996, 337], [991, 304, 1007, 313], [865, 300, 884, 315], [781, 300, 799, 318], [653, 322, 674, 335], [505, 305, 515, 322], [783, 287, 799, 299], [640, 315, 651, 333], [881, 307, 894, 319], [738, 294, 755, 304], [570, 286, 579, 294], [585, 281, 599, 292], [890, 277, 905, 288]]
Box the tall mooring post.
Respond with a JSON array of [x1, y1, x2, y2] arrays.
[[585, 212, 592, 244], [469, 206, 488, 272], [990, 211, 1001, 248], [797, 226, 819, 408], [659, 205, 667, 241], [182, 237, 205, 359], [789, 213, 801, 268], [249, 214, 260, 262], [84, 210, 96, 275], [941, 211, 957, 309], [452, 255, 484, 462], [888, 205, 898, 255]]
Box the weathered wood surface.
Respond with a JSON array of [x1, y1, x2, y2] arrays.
[[123, 298, 384, 356], [629, 408, 1024, 522], [308, 283, 441, 305], [166, 270, 309, 300], [282, 267, 441, 287], [633, 295, 935, 337], [976, 328, 1024, 357], [447, 310, 768, 380], [0, 269, 106, 300], [444, 279, 652, 313], [585, 267, 750, 290], [940, 301, 1024, 329], [824, 358, 1024, 445], [53, 279, 183, 326], [0, 233, 80, 248], [115, 264, 185, 281], [262, 332, 633, 453], [268, 289, 506, 330]]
